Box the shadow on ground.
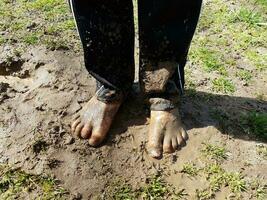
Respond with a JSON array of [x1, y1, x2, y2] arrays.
[[108, 89, 267, 144]]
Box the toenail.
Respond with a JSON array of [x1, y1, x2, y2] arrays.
[[149, 149, 162, 158]]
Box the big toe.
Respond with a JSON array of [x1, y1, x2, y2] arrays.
[[147, 143, 163, 159], [88, 129, 106, 147]]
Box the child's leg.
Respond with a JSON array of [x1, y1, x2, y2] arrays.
[[138, 0, 202, 158], [69, 0, 135, 146]]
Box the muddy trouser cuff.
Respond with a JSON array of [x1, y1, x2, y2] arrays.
[[148, 87, 180, 111], [95, 81, 125, 103], [149, 97, 178, 111], [140, 61, 183, 111]]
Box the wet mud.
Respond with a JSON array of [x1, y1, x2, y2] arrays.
[[0, 46, 266, 199]]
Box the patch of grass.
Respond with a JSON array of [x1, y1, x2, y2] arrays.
[[141, 176, 168, 199], [208, 173, 225, 192], [202, 164, 247, 195], [256, 145, 267, 159], [231, 8, 263, 26], [255, 0, 267, 9], [204, 164, 226, 192], [181, 163, 199, 177], [245, 50, 267, 71], [225, 172, 247, 193], [0, 0, 79, 50], [110, 175, 186, 200], [0, 165, 67, 199], [141, 175, 187, 200], [240, 111, 267, 140], [235, 69, 253, 85], [250, 179, 267, 200], [113, 184, 137, 200], [191, 48, 224, 73], [23, 33, 40, 45], [195, 188, 214, 200], [256, 185, 267, 200], [204, 163, 224, 175], [201, 143, 227, 161], [212, 77, 235, 94]]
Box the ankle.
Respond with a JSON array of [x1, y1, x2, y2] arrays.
[[96, 85, 125, 104], [149, 97, 180, 111]]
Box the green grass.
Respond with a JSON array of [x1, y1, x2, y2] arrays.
[[108, 175, 186, 200], [240, 111, 267, 140], [235, 69, 253, 85], [195, 188, 214, 200], [231, 8, 263, 26], [0, 0, 79, 50], [141, 176, 169, 199], [212, 77, 235, 94], [140, 176, 187, 199], [201, 165, 247, 196], [225, 172, 247, 193], [189, 0, 267, 94], [250, 179, 267, 200], [191, 48, 222, 72], [201, 143, 227, 161], [245, 50, 267, 71], [181, 163, 199, 177], [255, 0, 267, 8], [112, 184, 137, 200], [0, 165, 68, 200], [256, 145, 267, 159], [204, 163, 224, 175]]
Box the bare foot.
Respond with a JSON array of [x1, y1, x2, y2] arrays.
[[147, 108, 188, 158], [71, 95, 122, 146]]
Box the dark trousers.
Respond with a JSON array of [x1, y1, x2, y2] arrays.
[[69, 0, 202, 110]]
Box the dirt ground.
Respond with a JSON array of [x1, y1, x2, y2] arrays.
[[0, 0, 267, 199]]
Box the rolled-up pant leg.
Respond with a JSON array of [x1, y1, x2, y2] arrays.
[[138, 0, 202, 110], [69, 0, 135, 101]]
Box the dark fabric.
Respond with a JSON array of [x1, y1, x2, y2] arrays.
[[138, 0, 202, 95], [69, 0, 202, 109], [69, 0, 135, 92]]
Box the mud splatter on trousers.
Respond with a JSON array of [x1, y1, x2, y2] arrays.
[[69, 0, 202, 110]]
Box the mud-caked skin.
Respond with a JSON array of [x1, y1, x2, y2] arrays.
[[147, 108, 188, 158], [71, 95, 122, 146]]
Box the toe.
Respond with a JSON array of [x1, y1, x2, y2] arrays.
[[181, 128, 188, 140], [72, 113, 80, 121], [88, 128, 106, 147], [80, 124, 92, 139], [177, 133, 186, 147], [148, 145, 162, 158], [163, 137, 174, 153], [172, 138, 178, 151], [147, 127, 164, 158], [74, 123, 84, 137], [71, 118, 81, 134]]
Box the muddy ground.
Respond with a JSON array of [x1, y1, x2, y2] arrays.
[[0, 0, 267, 199]]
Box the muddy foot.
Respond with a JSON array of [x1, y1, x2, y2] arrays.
[[71, 95, 122, 146], [147, 108, 188, 158]]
